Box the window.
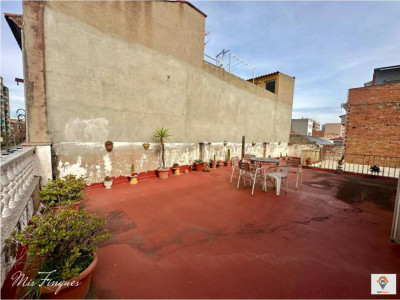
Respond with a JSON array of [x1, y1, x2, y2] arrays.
[[264, 80, 276, 93]]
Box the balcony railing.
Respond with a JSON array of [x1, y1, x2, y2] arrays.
[[1, 147, 40, 286], [301, 150, 400, 179]]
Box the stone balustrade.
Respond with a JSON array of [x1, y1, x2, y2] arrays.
[[1, 147, 41, 286]]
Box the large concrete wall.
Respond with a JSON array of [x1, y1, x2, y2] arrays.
[[23, 1, 294, 182]]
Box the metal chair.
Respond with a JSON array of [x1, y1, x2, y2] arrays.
[[230, 156, 240, 183], [243, 154, 256, 163], [237, 161, 264, 195], [265, 165, 291, 196], [287, 158, 302, 190]]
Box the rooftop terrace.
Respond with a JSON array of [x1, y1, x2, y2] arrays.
[[84, 167, 399, 299]]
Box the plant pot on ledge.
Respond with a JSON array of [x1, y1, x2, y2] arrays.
[[217, 160, 225, 168], [103, 176, 113, 189], [210, 162, 217, 169], [193, 163, 204, 172], [157, 168, 169, 179], [40, 254, 98, 299]]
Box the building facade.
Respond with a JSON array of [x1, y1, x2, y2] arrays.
[[324, 123, 344, 137], [10, 118, 26, 144], [344, 66, 400, 167], [7, 1, 295, 183], [373, 65, 400, 86], [291, 118, 314, 136], [249, 72, 281, 94], [0, 77, 11, 142]]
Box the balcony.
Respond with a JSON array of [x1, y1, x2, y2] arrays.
[[80, 167, 399, 298], [1, 147, 40, 286]]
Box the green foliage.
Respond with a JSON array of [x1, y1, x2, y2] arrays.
[[193, 159, 203, 164], [6, 208, 111, 283], [213, 154, 216, 163], [39, 175, 86, 207], [153, 126, 172, 169], [227, 149, 231, 162]]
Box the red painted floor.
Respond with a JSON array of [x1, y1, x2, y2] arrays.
[[84, 168, 400, 299]]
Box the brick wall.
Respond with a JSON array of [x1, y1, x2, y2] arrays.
[[345, 82, 400, 167]]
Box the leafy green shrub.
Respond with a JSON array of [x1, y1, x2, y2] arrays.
[[40, 175, 86, 207], [6, 209, 111, 282]]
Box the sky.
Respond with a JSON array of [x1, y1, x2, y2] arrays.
[[1, 0, 23, 119], [1, 1, 400, 125]]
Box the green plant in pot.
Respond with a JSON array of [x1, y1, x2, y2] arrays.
[[193, 159, 204, 172], [210, 155, 217, 169], [5, 208, 111, 299], [337, 154, 345, 171], [225, 149, 232, 167], [40, 175, 86, 211], [103, 176, 113, 189], [153, 126, 172, 179]]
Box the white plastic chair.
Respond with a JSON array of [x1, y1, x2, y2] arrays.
[[265, 165, 291, 195], [287, 158, 303, 190], [230, 156, 240, 183], [236, 161, 264, 195]]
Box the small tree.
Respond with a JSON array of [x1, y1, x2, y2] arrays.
[[153, 126, 172, 169]]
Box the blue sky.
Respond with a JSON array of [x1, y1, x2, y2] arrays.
[[1, 1, 400, 124], [1, 0, 23, 119]]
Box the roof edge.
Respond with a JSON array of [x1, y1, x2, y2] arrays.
[[165, 0, 207, 17]]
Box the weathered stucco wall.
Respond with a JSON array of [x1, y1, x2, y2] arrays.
[[24, 1, 294, 182]]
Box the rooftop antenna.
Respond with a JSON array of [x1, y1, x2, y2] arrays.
[[216, 49, 230, 70]]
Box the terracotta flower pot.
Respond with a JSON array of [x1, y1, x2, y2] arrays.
[[172, 168, 180, 175], [193, 163, 204, 172], [173, 163, 179, 168], [225, 162, 232, 167], [210, 162, 216, 169], [40, 253, 97, 299], [157, 169, 169, 179], [104, 141, 113, 152], [306, 159, 312, 166]]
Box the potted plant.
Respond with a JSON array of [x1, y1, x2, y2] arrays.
[[225, 149, 232, 167], [210, 155, 217, 169], [40, 175, 86, 211], [104, 176, 113, 189], [306, 157, 312, 166], [337, 154, 345, 171], [217, 160, 225, 167], [193, 159, 204, 172], [153, 126, 172, 179], [172, 163, 180, 175], [5, 208, 111, 299], [104, 141, 113, 152]]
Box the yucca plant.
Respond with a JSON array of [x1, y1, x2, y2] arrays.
[[153, 126, 172, 169]]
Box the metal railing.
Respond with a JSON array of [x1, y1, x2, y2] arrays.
[[301, 150, 400, 179]]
